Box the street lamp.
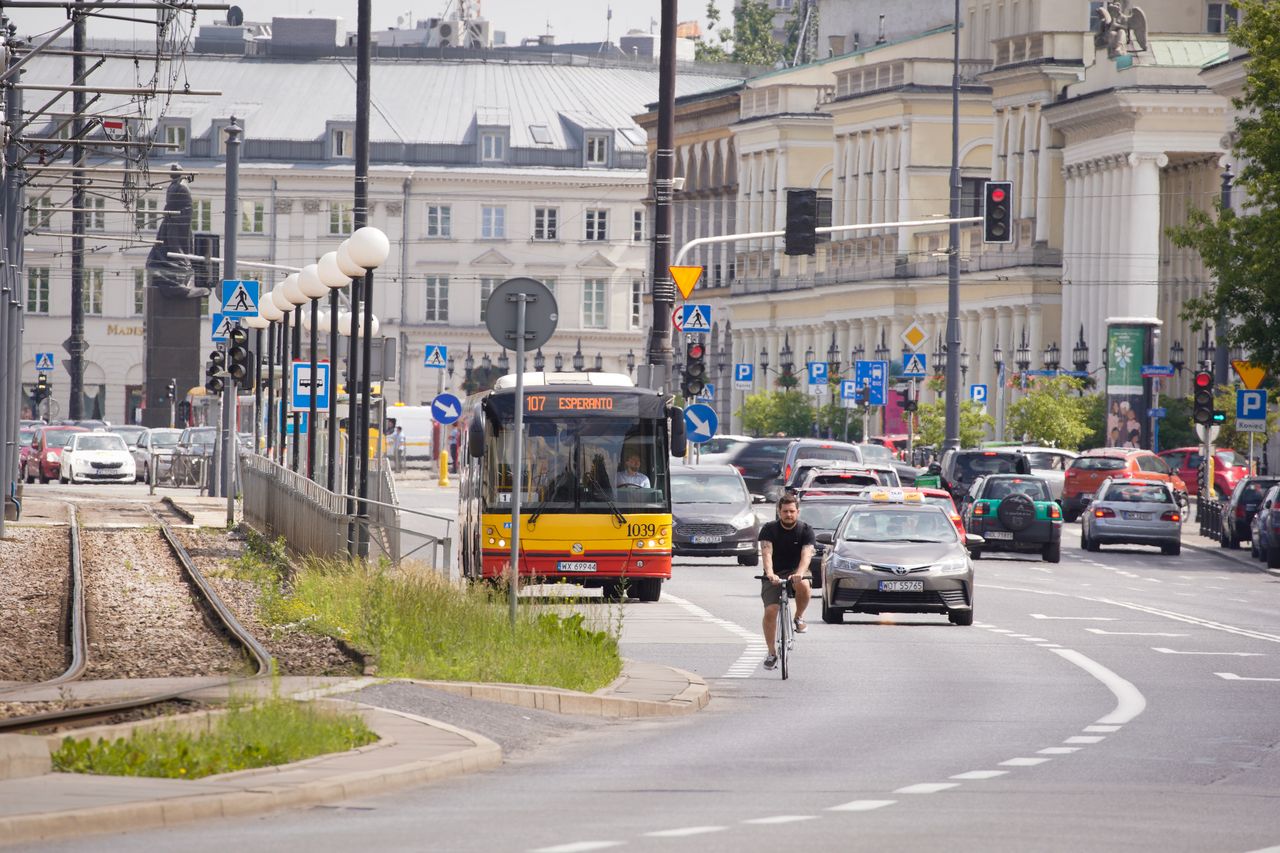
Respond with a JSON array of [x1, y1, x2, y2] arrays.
[[554, 351, 564, 372], [759, 346, 770, 376], [960, 349, 970, 384], [1015, 329, 1031, 375], [533, 348, 545, 372], [826, 333, 840, 377], [594, 352, 604, 371], [1072, 326, 1089, 374], [779, 336, 794, 377], [626, 349, 636, 375], [1169, 340, 1184, 375], [464, 343, 475, 393], [497, 349, 510, 374], [446, 354, 456, 380], [1042, 342, 1060, 373], [1199, 326, 1215, 369], [572, 339, 585, 372], [933, 335, 947, 376], [874, 329, 889, 364]]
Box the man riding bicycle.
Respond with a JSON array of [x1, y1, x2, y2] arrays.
[[758, 493, 815, 670]]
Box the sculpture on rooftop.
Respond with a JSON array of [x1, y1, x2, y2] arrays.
[[145, 164, 208, 299], [1096, 1, 1149, 58]]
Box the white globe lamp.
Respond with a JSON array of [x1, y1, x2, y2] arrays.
[[336, 240, 364, 279], [271, 283, 295, 313], [298, 264, 328, 299], [245, 313, 269, 330], [347, 226, 391, 269], [337, 310, 353, 336], [317, 252, 349, 289], [258, 296, 284, 322], [281, 273, 308, 306]]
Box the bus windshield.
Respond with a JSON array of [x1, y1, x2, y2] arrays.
[[484, 416, 667, 513]]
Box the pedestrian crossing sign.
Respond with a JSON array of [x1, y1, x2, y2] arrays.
[[220, 279, 260, 318], [902, 352, 927, 378], [680, 304, 712, 333], [211, 313, 236, 343], [423, 345, 448, 368]]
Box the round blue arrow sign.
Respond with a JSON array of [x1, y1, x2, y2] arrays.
[[684, 403, 718, 443], [431, 392, 462, 425]]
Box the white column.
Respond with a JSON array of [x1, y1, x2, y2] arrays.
[[1124, 152, 1166, 319], [896, 122, 912, 246]]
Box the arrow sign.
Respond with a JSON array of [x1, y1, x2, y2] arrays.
[[423, 345, 448, 368], [211, 313, 235, 343], [35, 352, 54, 371], [220, 279, 260, 318], [432, 392, 462, 425], [680, 304, 712, 333], [902, 352, 927, 378], [669, 265, 704, 299], [683, 403, 717, 442]]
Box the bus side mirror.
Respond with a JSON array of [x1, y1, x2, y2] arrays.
[[669, 405, 687, 458], [467, 414, 485, 458]]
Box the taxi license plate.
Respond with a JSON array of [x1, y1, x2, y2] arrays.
[[691, 535, 723, 544], [1123, 512, 1151, 520], [986, 530, 1013, 540], [557, 561, 597, 573], [879, 580, 923, 592]]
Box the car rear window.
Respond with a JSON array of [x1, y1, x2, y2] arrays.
[[1024, 452, 1068, 471], [1103, 484, 1172, 503], [985, 478, 1051, 501], [795, 446, 859, 463], [799, 501, 854, 531], [1239, 480, 1279, 502], [1071, 456, 1125, 471], [809, 472, 880, 489], [953, 452, 1022, 479], [1217, 450, 1247, 467], [857, 444, 894, 462], [736, 442, 789, 461]]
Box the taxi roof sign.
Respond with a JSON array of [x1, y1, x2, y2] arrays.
[[1232, 360, 1267, 391], [669, 265, 704, 299], [866, 488, 923, 503]]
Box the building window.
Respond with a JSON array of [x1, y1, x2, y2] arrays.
[[133, 269, 147, 316], [480, 132, 505, 162], [240, 201, 265, 233], [582, 279, 607, 328], [83, 269, 104, 316], [194, 199, 213, 232], [586, 134, 609, 166], [87, 196, 106, 231], [332, 128, 353, 158], [26, 267, 49, 314], [26, 197, 54, 229], [329, 201, 354, 235], [632, 209, 645, 242], [479, 277, 499, 322], [481, 205, 506, 239], [164, 124, 188, 154], [534, 207, 558, 241], [585, 208, 608, 241], [960, 177, 988, 218], [426, 204, 452, 238], [424, 276, 449, 322], [630, 278, 643, 329], [134, 198, 159, 230], [541, 278, 557, 297], [1207, 3, 1239, 33]]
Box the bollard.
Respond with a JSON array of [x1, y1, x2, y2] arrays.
[[439, 450, 450, 487]]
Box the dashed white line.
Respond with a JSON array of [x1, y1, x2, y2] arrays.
[[1152, 647, 1265, 657], [530, 843, 624, 853], [1031, 614, 1116, 621], [950, 770, 1009, 780], [743, 815, 817, 825], [662, 592, 766, 678], [1085, 629, 1187, 637], [1065, 736, 1106, 744], [1000, 757, 1051, 766], [894, 782, 961, 794], [1020, 637, 1049, 642], [1038, 747, 1081, 754], [1084, 725, 1121, 732], [1217, 672, 1280, 682], [828, 800, 897, 812], [644, 827, 727, 838]]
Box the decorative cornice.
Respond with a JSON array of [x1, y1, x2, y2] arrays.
[[302, 199, 321, 214]]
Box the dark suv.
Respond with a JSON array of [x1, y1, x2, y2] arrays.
[[731, 438, 794, 501], [1219, 476, 1280, 549], [960, 474, 1062, 563], [940, 449, 1031, 504]]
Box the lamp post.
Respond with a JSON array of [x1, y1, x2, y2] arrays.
[[1042, 342, 1060, 374], [498, 348, 510, 375], [780, 336, 795, 388], [317, 250, 352, 491], [874, 329, 889, 364], [594, 352, 604, 372], [297, 263, 328, 480], [993, 339, 1005, 440], [554, 351, 564, 372], [626, 349, 636, 375], [259, 288, 284, 459], [1199, 325, 1215, 371], [1169, 340, 1184, 376], [960, 349, 970, 385], [573, 339, 585, 372], [534, 348, 546, 372], [463, 344, 475, 394]]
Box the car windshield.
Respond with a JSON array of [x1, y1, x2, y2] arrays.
[[74, 434, 127, 452], [798, 502, 854, 531], [985, 478, 1051, 501], [1024, 452, 1068, 470], [671, 474, 746, 504], [858, 444, 893, 462], [842, 508, 957, 543], [1072, 456, 1126, 471], [187, 430, 217, 445], [953, 452, 1022, 479], [151, 432, 182, 447], [1103, 484, 1172, 503], [1217, 450, 1247, 467], [44, 430, 78, 448]]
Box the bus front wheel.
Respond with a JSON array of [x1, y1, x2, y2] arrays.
[[635, 578, 662, 603]]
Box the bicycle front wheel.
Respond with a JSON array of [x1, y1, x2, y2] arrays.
[[778, 599, 790, 680]]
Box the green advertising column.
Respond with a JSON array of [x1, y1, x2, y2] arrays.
[[1104, 323, 1155, 450]]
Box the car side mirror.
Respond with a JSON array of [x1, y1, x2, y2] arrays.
[[816, 531, 833, 545], [1081, 495, 1092, 505], [966, 533, 986, 548], [751, 493, 769, 504], [768, 464, 781, 477]]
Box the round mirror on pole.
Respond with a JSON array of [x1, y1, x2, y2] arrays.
[[298, 264, 328, 300], [336, 240, 364, 279], [348, 226, 391, 269]]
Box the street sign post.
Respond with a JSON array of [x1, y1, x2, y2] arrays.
[[901, 352, 927, 378], [900, 321, 927, 351], [970, 384, 988, 404], [1237, 389, 1267, 433], [423, 345, 448, 369], [291, 361, 331, 413], [1232, 360, 1267, 390], [431, 392, 462, 425], [854, 360, 887, 405], [840, 379, 858, 410], [669, 265, 703, 299], [806, 361, 828, 396], [733, 363, 754, 391], [220, 279, 260, 318], [698, 382, 715, 402], [210, 313, 235, 343], [684, 403, 718, 443], [1140, 364, 1175, 378], [680, 304, 712, 333], [35, 352, 54, 371]]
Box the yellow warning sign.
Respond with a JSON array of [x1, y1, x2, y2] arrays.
[[900, 321, 928, 351], [669, 265, 704, 300], [1232, 360, 1267, 390]]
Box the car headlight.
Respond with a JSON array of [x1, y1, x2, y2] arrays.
[[46, 452, 57, 462], [829, 554, 862, 573], [732, 511, 756, 529], [937, 559, 968, 575]]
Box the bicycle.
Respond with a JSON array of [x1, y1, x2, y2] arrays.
[[755, 574, 796, 680]]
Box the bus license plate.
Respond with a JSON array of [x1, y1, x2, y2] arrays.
[[879, 580, 923, 592], [557, 561, 597, 573], [691, 535, 722, 544]]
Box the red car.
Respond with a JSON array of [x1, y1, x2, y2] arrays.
[[1158, 447, 1249, 499], [22, 426, 87, 484]]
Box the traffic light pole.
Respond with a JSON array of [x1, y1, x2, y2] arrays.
[[221, 120, 241, 514], [645, 0, 677, 393]]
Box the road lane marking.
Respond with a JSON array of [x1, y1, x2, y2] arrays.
[[1152, 647, 1265, 657], [1039, 747, 1081, 754], [1050, 648, 1147, 724], [1000, 757, 1051, 766], [1031, 614, 1116, 621], [644, 827, 727, 838], [950, 770, 1009, 780], [743, 815, 816, 825], [1094, 599, 1280, 644], [662, 592, 766, 678], [530, 843, 624, 853], [1020, 637, 1049, 642], [1037, 643, 1063, 648], [1216, 672, 1280, 682], [1085, 629, 1188, 637], [1065, 736, 1106, 744], [1084, 725, 1121, 732], [828, 800, 896, 812], [894, 782, 960, 794]]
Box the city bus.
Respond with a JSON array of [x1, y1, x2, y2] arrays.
[[458, 372, 687, 602]]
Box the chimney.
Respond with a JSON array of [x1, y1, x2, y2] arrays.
[[828, 34, 845, 56], [876, 14, 887, 45]]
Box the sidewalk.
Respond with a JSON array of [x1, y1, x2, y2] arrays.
[[0, 663, 709, 847], [1181, 527, 1280, 574]]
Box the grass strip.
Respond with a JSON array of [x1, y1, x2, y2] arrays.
[[51, 696, 377, 780]]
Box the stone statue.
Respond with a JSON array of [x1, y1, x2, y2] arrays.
[[1096, 1, 1149, 58], [145, 163, 207, 299]]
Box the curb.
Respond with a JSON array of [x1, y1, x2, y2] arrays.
[[1180, 537, 1276, 573], [160, 496, 196, 525]]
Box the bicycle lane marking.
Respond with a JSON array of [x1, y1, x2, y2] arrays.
[[660, 592, 767, 678]]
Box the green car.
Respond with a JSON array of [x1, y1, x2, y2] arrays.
[[959, 474, 1063, 563]]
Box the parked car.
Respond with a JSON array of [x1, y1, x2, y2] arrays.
[[1159, 446, 1250, 499], [939, 448, 1032, 505], [170, 427, 218, 486], [61, 432, 136, 484], [1250, 485, 1280, 566], [1079, 478, 1183, 555], [22, 426, 87, 483], [695, 434, 753, 466], [1062, 448, 1186, 523], [670, 464, 761, 565], [730, 437, 795, 501], [818, 499, 979, 626], [1003, 446, 1078, 501], [959, 474, 1062, 562], [109, 425, 148, 449], [134, 427, 183, 483], [1218, 476, 1280, 549]]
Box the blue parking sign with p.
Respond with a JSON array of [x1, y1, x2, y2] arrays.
[[807, 361, 828, 385], [970, 384, 988, 404], [735, 363, 753, 382]]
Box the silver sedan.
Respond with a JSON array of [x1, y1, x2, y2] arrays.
[[1080, 478, 1182, 556]]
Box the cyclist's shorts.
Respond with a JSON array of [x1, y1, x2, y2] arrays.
[[760, 572, 809, 606]]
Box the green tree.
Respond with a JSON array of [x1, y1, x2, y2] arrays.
[[695, 0, 783, 66], [738, 390, 814, 437], [1004, 376, 1092, 449], [1167, 1, 1280, 373], [917, 398, 992, 448], [1154, 396, 1197, 451]]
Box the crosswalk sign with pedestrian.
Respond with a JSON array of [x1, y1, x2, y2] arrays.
[[35, 352, 54, 371], [220, 279, 260, 318], [423, 345, 448, 368], [211, 313, 236, 343], [902, 352, 927, 378], [680, 304, 712, 333]]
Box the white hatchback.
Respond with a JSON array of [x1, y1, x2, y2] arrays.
[[61, 432, 136, 484]]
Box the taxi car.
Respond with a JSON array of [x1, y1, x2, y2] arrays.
[[960, 474, 1063, 562], [817, 489, 982, 626]]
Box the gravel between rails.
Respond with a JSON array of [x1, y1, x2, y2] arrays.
[[79, 529, 251, 680], [0, 527, 70, 683]]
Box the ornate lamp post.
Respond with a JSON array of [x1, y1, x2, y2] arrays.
[[594, 352, 604, 371], [463, 344, 475, 394], [626, 349, 636, 375], [533, 348, 545, 372], [554, 351, 564, 372], [572, 339, 585, 372], [1169, 340, 1184, 375], [826, 333, 841, 378], [1015, 329, 1032, 390], [1199, 326, 1215, 370], [1072, 326, 1089, 374], [993, 339, 1006, 440], [1042, 342, 1060, 373], [960, 349, 970, 384], [873, 329, 890, 364]]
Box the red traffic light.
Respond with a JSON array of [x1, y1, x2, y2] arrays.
[[687, 342, 705, 360], [1194, 371, 1213, 388], [990, 188, 1006, 203]]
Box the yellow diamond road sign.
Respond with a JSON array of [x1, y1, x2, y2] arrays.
[[901, 321, 927, 351], [1232, 360, 1267, 390], [669, 265, 704, 300]]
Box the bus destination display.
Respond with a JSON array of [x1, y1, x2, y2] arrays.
[[524, 393, 638, 416]]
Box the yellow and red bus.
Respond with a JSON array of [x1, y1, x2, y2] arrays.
[[458, 372, 686, 602]]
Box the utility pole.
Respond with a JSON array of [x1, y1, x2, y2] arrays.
[[66, 13, 87, 419], [352, 0, 373, 558], [943, 0, 962, 451], [644, 0, 676, 393], [221, 120, 241, 519], [1215, 165, 1233, 387]]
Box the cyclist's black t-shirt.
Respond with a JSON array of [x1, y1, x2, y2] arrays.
[[758, 520, 815, 576]]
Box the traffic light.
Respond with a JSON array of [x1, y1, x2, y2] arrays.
[[166, 378, 176, 402], [682, 337, 707, 398], [205, 350, 226, 395], [982, 180, 1013, 244], [856, 383, 872, 406], [784, 189, 817, 256], [899, 387, 916, 412], [227, 325, 250, 389], [1193, 370, 1214, 425], [34, 372, 50, 401]]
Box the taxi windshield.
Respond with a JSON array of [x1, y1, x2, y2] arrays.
[[842, 509, 957, 543]]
